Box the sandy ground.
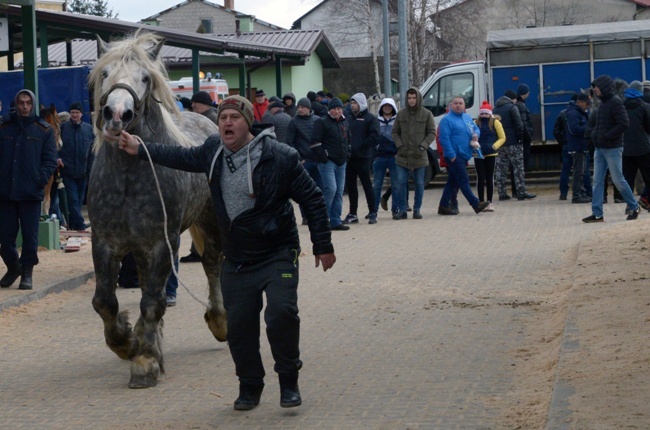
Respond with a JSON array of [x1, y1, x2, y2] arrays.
[[1, 190, 649, 429]]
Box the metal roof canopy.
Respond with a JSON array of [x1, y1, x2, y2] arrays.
[[0, 4, 338, 99], [487, 19, 650, 50]]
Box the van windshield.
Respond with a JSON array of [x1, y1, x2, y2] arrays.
[[422, 72, 474, 116]]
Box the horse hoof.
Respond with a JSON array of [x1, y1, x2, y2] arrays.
[[204, 310, 227, 342], [129, 356, 160, 388], [128, 374, 158, 389]]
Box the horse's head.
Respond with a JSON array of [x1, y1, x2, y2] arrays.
[[91, 31, 180, 145], [40, 103, 62, 150]]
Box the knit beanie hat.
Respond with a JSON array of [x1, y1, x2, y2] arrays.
[[297, 97, 311, 109], [191, 91, 213, 106], [504, 89, 518, 100], [478, 100, 493, 115], [268, 101, 285, 110], [69, 102, 83, 112], [218, 95, 255, 129], [328, 98, 344, 110], [307, 91, 317, 101], [517, 83, 530, 96], [630, 80, 644, 92]]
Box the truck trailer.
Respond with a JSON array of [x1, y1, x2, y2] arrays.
[[420, 19, 650, 170]]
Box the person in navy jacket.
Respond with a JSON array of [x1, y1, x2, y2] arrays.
[[0, 89, 57, 290]]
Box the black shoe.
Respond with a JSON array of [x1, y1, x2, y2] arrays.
[[517, 193, 537, 201], [18, 265, 33, 290], [179, 252, 201, 263], [498, 194, 511, 201], [280, 387, 302, 408], [380, 196, 388, 211], [572, 196, 591, 204], [342, 213, 359, 224], [438, 205, 457, 216], [559, 194, 567, 201], [234, 384, 264, 411], [582, 214, 604, 223], [331, 224, 350, 231], [413, 210, 422, 219], [473, 201, 490, 214], [0, 261, 21, 288], [392, 211, 406, 220], [407, 205, 412, 212], [627, 208, 640, 221]]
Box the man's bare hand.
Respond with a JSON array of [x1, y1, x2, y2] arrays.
[[117, 131, 140, 155], [315, 253, 336, 272]]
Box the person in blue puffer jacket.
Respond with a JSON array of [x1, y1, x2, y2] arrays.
[[437, 96, 490, 215]]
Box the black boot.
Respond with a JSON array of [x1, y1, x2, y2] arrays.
[[18, 265, 33, 290], [234, 383, 264, 411], [0, 261, 22, 288], [279, 373, 302, 408]]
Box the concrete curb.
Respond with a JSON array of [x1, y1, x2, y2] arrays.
[[0, 271, 95, 313]]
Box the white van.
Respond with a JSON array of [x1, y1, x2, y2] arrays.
[[168, 76, 229, 104]]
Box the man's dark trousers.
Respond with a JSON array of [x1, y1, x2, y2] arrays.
[[221, 248, 303, 387], [0, 200, 41, 267], [345, 157, 375, 215]]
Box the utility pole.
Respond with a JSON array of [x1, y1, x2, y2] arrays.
[[398, 0, 409, 105], [382, 0, 391, 97]]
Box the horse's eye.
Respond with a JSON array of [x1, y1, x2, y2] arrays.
[[142, 75, 150, 83], [101, 70, 108, 79]]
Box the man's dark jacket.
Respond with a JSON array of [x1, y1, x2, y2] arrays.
[[59, 120, 95, 179], [622, 96, 650, 156], [564, 101, 589, 153], [590, 75, 629, 148], [310, 113, 351, 166], [347, 109, 380, 159], [138, 126, 333, 263], [516, 97, 533, 143], [286, 111, 319, 161], [0, 108, 57, 201], [492, 96, 523, 146]]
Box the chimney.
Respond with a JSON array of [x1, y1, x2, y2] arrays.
[[224, 0, 234, 10]]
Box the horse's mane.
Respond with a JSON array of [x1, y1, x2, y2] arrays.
[[90, 30, 191, 151]]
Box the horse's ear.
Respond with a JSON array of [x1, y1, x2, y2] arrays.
[[96, 35, 109, 57], [146, 39, 164, 61]]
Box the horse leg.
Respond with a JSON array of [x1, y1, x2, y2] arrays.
[[42, 175, 54, 216], [191, 222, 227, 342], [128, 245, 172, 388], [91, 241, 134, 360]]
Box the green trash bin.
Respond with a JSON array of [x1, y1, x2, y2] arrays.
[[16, 219, 60, 250]]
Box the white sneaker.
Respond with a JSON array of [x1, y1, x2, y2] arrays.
[[485, 203, 495, 212]]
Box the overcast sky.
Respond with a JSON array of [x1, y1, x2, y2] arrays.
[[106, 0, 319, 29]]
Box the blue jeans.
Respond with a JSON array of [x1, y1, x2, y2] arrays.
[[591, 147, 638, 218], [62, 174, 87, 230], [318, 160, 346, 227], [441, 157, 479, 209], [299, 160, 324, 221], [373, 156, 397, 213], [395, 165, 425, 212], [165, 257, 180, 298]]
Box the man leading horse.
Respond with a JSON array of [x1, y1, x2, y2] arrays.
[[114, 95, 336, 410]]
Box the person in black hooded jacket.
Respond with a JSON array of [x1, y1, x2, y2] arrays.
[[0, 89, 57, 290], [621, 80, 650, 209], [583, 75, 638, 223]]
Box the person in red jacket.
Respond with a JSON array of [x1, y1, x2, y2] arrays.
[[253, 89, 269, 123]]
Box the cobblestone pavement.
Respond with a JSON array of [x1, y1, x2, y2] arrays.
[[0, 184, 631, 429]]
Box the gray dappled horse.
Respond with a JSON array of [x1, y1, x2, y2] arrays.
[[88, 32, 227, 388]]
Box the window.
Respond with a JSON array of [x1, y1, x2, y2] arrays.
[[200, 18, 213, 34], [422, 72, 474, 117]]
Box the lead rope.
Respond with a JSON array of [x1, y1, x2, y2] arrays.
[[135, 135, 210, 309]]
